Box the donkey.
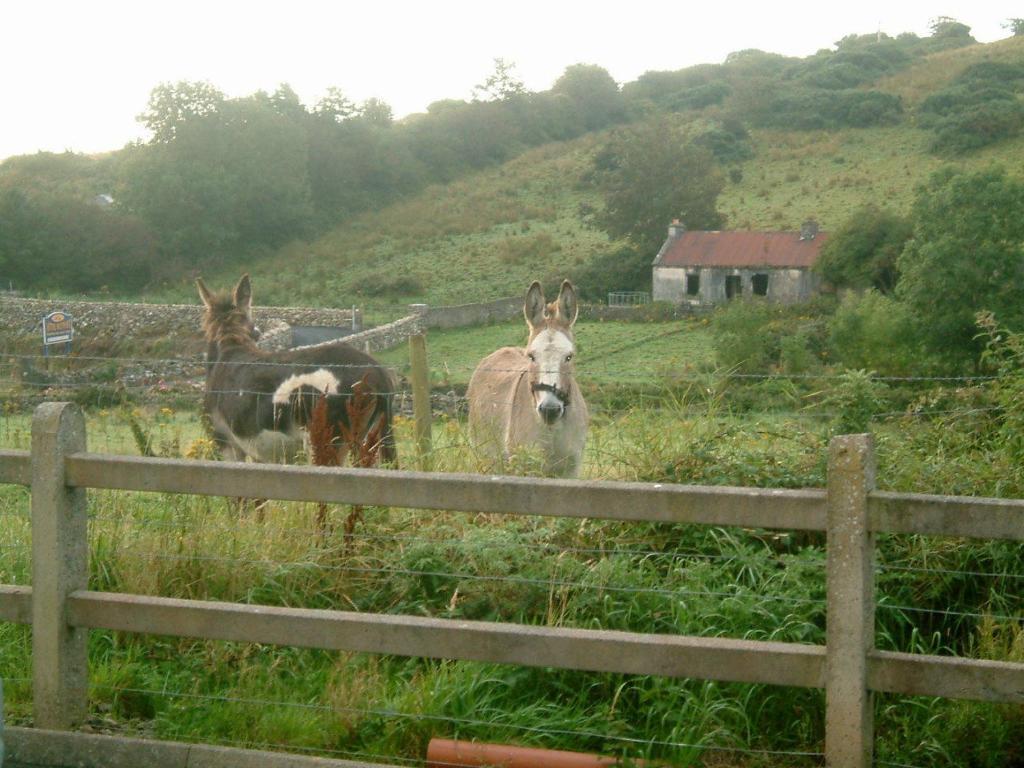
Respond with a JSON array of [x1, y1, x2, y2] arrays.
[[196, 274, 396, 466], [467, 280, 588, 477]]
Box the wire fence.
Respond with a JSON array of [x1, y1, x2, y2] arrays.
[[0, 346, 1008, 431]]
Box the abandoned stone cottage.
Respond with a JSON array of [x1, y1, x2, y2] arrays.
[[652, 220, 828, 305]]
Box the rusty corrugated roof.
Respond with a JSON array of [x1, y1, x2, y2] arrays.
[[657, 230, 829, 269]]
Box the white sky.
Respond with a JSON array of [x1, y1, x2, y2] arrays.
[[1, 1, 1020, 160]]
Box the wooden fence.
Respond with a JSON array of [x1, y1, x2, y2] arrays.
[[0, 402, 1022, 768]]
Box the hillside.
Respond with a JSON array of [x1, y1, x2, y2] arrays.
[[5, 30, 1024, 313], [144, 35, 1024, 317]]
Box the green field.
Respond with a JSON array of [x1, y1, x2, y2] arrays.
[[375, 318, 716, 388]]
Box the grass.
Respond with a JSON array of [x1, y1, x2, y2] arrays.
[[375, 318, 717, 388], [1, 379, 1023, 765]]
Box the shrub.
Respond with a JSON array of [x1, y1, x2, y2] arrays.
[[667, 82, 731, 111], [693, 123, 754, 164], [568, 245, 651, 302], [779, 329, 819, 375], [828, 290, 925, 376], [753, 89, 903, 130], [817, 368, 891, 434], [711, 299, 777, 373], [918, 60, 1024, 153], [930, 100, 1024, 154], [711, 297, 831, 374]]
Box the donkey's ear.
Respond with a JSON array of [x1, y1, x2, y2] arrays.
[[556, 280, 579, 326], [524, 281, 546, 329], [233, 274, 253, 313], [196, 277, 214, 309]]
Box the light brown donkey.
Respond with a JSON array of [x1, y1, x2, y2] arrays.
[[467, 280, 588, 477]]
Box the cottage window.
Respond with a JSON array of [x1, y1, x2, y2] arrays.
[[725, 275, 742, 299], [752, 273, 769, 296], [686, 273, 700, 296]]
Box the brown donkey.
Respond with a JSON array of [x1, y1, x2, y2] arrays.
[[467, 280, 588, 477], [196, 274, 396, 465]]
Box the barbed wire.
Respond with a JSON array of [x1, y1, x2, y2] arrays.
[[0, 351, 1003, 382], [876, 602, 1023, 623], [878, 563, 1024, 581], [83, 521, 818, 565], [0, 380, 999, 425], [108, 549, 827, 607], [88, 684, 827, 760]]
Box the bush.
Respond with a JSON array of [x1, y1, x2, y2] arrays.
[[930, 100, 1024, 154], [711, 297, 832, 374], [814, 204, 912, 293], [693, 122, 754, 163], [569, 245, 651, 302], [828, 290, 925, 376], [817, 368, 891, 434], [918, 61, 1024, 153], [753, 89, 903, 130], [918, 85, 1018, 124], [667, 82, 731, 111]]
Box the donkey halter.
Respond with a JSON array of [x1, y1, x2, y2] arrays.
[[530, 381, 570, 406]]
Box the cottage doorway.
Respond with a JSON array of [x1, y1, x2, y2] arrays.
[[725, 275, 742, 299]]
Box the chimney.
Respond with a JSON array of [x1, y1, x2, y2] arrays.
[[668, 219, 686, 239], [799, 219, 819, 241]]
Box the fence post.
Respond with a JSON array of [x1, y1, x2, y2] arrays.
[[409, 333, 433, 471], [825, 433, 876, 768], [31, 402, 88, 730]]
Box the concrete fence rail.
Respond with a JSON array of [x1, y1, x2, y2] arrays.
[[0, 403, 1022, 768]]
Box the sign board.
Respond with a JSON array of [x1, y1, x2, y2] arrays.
[[42, 311, 74, 355]]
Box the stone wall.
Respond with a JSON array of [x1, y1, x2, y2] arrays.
[[3, 293, 676, 359], [1, 297, 361, 354]]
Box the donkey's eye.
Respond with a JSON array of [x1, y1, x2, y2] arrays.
[[527, 352, 536, 362], [565, 354, 573, 362]]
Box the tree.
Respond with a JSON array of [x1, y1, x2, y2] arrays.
[[814, 205, 912, 292], [897, 167, 1024, 368], [473, 58, 526, 102], [592, 117, 724, 254], [929, 16, 972, 38], [1004, 18, 1024, 36], [314, 87, 357, 122], [359, 97, 394, 127], [0, 188, 157, 291], [123, 97, 313, 264], [266, 83, 308, 121], [551, 64, 624, 131], [138, 81, 225, 143]]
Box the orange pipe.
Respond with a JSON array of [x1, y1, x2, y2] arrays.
[[427, 738, 642, 768]]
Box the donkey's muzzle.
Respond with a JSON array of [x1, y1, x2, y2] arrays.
[[532, 381, 569, 425], [538, 401, 564, 425]]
